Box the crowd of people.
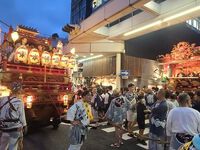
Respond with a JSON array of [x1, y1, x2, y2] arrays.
[[67, 83, 200, 150], [1, 81, 200, 150]]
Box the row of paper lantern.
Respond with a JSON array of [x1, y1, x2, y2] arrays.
[[14, 46, 76, 68]]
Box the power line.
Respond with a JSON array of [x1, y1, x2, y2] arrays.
[[0, 19, 10, 28]]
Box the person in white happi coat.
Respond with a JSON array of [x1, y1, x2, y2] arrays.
[[67, 90, 89, 150], [0, 82, 27, 150]]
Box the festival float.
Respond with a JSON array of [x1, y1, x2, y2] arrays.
[[0, 25, 75, 130], [158, 42, 200, 91]]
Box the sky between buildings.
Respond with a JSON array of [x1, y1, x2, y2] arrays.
[[0, 0, 71, 38]]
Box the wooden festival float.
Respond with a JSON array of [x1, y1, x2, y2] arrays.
[[158, 42, 200, 92], [0, 25, 75, 129]]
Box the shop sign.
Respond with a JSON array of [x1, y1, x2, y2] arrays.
[[121, 70, 129, 79]]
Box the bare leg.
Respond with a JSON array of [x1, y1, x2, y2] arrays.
[[139, 129, 144, 140], [128, 121, 133, 134], [128, 120, 137, 134], [115, 127, 121, 146]]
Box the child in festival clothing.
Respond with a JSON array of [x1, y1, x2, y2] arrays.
[[137, 92, 150, 145], [67, 90, 90, 150], [105, 89, 130, 148]]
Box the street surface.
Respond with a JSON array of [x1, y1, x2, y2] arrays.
[[24, 120, 149, 150]]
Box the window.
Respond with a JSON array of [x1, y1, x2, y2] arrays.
[[106, 9, 143, 28], [92, 0, 103, 9]]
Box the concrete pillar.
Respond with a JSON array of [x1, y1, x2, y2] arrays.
[[116, 53, 121, 89]]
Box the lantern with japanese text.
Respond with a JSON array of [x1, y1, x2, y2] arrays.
[[28, 48, 40, 65], [41, 51, 51, 66], [60, 55, 69, 68], [14, 46, 28, 64], [51, 53, 60, 67], [68, 57, 76, 69]]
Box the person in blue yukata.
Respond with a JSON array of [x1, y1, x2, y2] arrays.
[[149, 89, 168, 150], [105, 89, 130, 148], [67, 90, 89, 150]]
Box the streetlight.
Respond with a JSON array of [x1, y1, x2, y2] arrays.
[[11, 31, 19, 43]]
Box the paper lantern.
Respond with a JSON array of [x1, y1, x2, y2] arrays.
[[52, 53, 60, 67], [14, 46, 28, 64], [28, 48, 40, 65], [68, 57, 76, 69], [60, 55, 69, 68], [41, 51, 51, 66]]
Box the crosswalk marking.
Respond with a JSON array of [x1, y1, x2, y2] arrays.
[[101, 127, 115, 133], [100, 120, 150, 150], [61, 120, 150, 150], [134, 128, 149, 135], [137, 141, 149, 149], [61, 122, 70, 126], [122, 133, 132, 140]]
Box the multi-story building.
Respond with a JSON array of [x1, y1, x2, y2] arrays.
[[71, 0, 111, 25], [71, 0, 93, 25], [69, 0, 200, 88]]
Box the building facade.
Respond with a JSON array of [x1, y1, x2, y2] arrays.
[[71, 0, 93, 24], [70, 0, 111, 24], [69, 0, 200, 88]]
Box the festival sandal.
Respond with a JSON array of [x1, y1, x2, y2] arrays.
[[110, 143, 120, 148]]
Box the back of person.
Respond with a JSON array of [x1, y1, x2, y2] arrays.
[[168, 107, 200, 135], [150, 100, 168, 136], [0, 96, 23, 130], [192, 90, 200, 112], [192, 101, 200, 113], [106, 95, 129, 124], [166, 99, 176, 114], [145, 93, 155, 108], [108, 92, 114, 106], [94, 94, 104, 111]]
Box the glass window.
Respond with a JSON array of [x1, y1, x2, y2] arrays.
[[92, 0, 103, 9]]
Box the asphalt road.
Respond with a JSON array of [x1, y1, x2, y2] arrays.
[[24, 122, 148, 150]]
